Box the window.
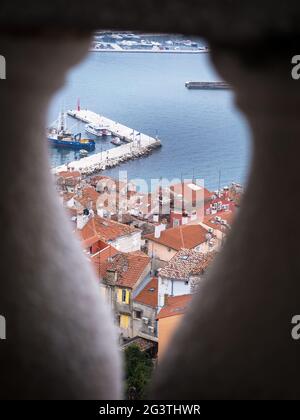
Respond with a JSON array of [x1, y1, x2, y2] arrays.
[[122, 289, 127, 303], [120, 314, 130, 329], [118, 288, 129, 304], [134, 310, 142, 319]]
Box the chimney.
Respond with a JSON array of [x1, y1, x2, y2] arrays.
[[182, 212, 189, 225], [164, 294, 169, 306], [153, 214, 159, 223], [105, 269, 118, 285], [154, 223, 166, 239], [97, 204, 104, 217], [77, 211, 89, 230], [154, 225, 161, 239]]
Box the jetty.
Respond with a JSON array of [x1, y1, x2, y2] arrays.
[[185, 81, 230, 90], [52, 109, 161, 176]]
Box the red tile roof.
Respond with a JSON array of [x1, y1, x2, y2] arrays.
[[203, 211, 235, 232], [134, 277, 158, 308], [56, 170, 81, 179], [159, 249, 216, 280], [144, 224, 208, 251], [75, 186, 100, 210], [90, 175, 128, 192], [157, 294, 192, 319], [78, 215, 139, 245], [90, 244, 119, 277], [106, 251, 150, 289]]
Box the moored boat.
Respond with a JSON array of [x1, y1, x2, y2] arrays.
[[48, 111, 95, 151], [79, 149, 89, 158], [48, 131, 95, 151], [85, 123, 110, 137], [111, 137, 122, 146]]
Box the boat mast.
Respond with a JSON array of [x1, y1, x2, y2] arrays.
[[64, 111, 67, 132], [57, 109, 67, 133]]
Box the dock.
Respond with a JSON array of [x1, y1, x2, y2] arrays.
[[53, 109, 162, 176]]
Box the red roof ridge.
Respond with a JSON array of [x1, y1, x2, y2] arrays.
[[157, 294, 193, 319], [106, 250, 150, 289], [144, 223, 208, 251]]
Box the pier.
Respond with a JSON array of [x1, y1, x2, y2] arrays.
[[53, 109, 162, 175]]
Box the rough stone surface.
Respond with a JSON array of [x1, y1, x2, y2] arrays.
[[1, 0, 300, 400], [0, 35, 122, 400], [0, 1, 300, 49]]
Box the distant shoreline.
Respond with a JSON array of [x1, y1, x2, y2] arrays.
[[89, 49, 209, 54]]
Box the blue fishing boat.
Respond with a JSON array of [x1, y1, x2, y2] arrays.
[[48, 111, 95, 151]]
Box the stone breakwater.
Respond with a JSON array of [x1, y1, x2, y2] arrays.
[[53, 140, 161, 176], [52, 109, 162, 176]]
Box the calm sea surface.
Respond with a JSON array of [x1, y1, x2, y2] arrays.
[[48, 52, 251, 191]]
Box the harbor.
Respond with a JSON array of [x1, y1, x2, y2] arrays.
[[90, 32, 210, 54], [48, 50, 248, 190], [53, 109, 162, 176]]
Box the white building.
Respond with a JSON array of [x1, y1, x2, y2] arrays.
[[157, 248, 215, 309], [76, 213, 142, 253]]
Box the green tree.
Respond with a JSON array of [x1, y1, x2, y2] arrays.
[[124, 344, 153, 400]]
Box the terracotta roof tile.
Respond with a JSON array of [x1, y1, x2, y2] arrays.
[[90, 244, 119, 277], [157, 294, 192, 319], [144, 224, 208, 251], [134, 277, 158, 308], [203, 211, 235, 232], [159, 249, 215, 280], [75, 186, 100, 210], [56, 170, 81, 179], [78, 215, 139, 244], [106, 251, 150, 289]]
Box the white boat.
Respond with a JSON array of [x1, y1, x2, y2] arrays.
[[111, 137, 122, 146], [79, 149, 89, 158], [85, 123, 110, 137]]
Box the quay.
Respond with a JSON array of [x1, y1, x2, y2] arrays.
[[53, 109, 162, 175]]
